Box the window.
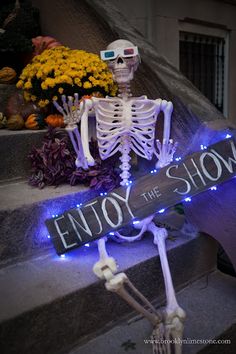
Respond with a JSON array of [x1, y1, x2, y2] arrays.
[[180, 32, 225, 113]]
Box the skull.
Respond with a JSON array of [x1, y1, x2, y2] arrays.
[[101, 39, 140, 84]]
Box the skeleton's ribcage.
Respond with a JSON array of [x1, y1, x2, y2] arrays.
[[95, 98, 157, 160]]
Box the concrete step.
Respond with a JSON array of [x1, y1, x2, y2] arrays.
[[0, 180, 99, 267], [69, 270, 236, 354], [0, 231, 217, 354], [0, 176, 189, 267]]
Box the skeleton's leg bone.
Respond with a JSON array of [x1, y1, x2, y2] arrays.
[[105, 273, 159, 325], [93, 238, 161, 326], [148, 222, 186, 352], [93, 238, 117, 280]]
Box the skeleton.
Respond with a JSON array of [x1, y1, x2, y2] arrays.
[[55, 39, 185, 353]]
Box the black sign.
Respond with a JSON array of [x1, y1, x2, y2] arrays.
[[46, 138, 236, 254]]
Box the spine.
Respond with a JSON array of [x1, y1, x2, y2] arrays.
[[119, 135, 131, 186]]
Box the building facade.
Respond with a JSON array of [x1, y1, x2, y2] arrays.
[[111, 0, 236, 124]]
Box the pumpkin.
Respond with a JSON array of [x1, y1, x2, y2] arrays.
[[7, 114, 25, 130], [0, 67, 17, 84], [45, 114, 65, 128], [25, 113, 45, 130], [32, 36, 62, 56]]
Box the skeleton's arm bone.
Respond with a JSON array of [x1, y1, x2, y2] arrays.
[[80, 99, 95, 167], [160, 100, 173, 143]]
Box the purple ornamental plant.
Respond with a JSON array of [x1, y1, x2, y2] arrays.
[[29, 127, 120, 191]]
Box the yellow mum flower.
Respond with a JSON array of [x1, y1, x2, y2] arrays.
[[16, 45, 117, 106], [23, 92, 31, 101], [38, 100, 47, 108], [41, 82, 48, 90], [83, 81, 92, 89], [16, 80, 24, 89], [24, 81, 32, 89]]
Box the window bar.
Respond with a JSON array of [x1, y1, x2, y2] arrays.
[[221, 39, 225, 113], [216, 39, 220, 110]]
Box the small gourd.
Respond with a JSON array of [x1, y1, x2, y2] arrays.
[[25, 113, 45, 130], [45, 114, 65, 128], [0, 67, 17, 84], [0, 112, 7, 129], [7, 114, 25, 130]]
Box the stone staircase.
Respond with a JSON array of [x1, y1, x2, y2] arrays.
[[0, 1, 236, 353]]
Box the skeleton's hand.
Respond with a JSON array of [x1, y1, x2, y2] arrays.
[[154, 139, 178, 169]]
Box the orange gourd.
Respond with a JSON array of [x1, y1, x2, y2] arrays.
[[0, 67, 17, 84], [45, 114, 65, 128], [25, 113, 45, 129]]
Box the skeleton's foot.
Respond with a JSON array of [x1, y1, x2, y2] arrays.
[[151, 322, 169, 354]]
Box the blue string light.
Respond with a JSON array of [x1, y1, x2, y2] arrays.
[[109, 232, 115, 236], [125, 181, 133, 186], [60, 254, 66, 258], [210, 186, 217, 191], [158, 208, 165, 213], [225, 134, 232, 139], [133, 220, 140, 225], [175, 157, 181, 161], [184, 197, 192, 202], [100, 192, 107, 196], [85, 243, 90, 247]]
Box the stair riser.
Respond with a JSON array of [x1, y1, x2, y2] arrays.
[[0, 130, 46, 181], [0, 188, 99, 267]]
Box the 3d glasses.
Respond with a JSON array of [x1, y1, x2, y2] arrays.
[[100, 46, 139, 61]]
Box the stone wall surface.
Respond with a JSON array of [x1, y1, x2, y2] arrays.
[[32, 0, 232, 157]]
